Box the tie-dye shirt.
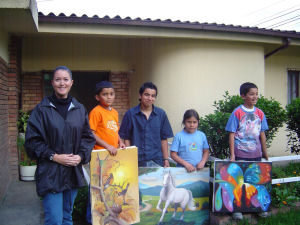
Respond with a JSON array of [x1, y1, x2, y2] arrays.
[[225, 105, 268, 159]]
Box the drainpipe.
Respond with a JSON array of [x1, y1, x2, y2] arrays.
[[265, 38, 291, 59]]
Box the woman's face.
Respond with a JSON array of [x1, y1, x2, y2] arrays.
[[52, 69, 73, 99]]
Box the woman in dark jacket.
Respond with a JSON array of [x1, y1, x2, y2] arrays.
[[25, 66, 95, 225]]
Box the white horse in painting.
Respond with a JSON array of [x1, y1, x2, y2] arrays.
[[156, 171, 196, 223]]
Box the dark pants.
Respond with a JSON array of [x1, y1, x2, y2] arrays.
[[86, 185, 92, 224], [138, 159, 163, 167], [235, 157, 262, 161]]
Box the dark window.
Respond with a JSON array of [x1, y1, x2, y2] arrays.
[[43, 71, 109, 113], [287, 70, 300, 104]]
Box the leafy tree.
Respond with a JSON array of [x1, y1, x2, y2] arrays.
[[199, 91, 286, 159], [286, 98, 300, 154]]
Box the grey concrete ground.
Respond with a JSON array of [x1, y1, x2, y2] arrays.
[[0, 180, 43, 225]]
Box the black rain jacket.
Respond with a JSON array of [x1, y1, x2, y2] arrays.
[[25, 96, 95, 197]]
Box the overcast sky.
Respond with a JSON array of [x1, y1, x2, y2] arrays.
[[37, 0, 300, 32]]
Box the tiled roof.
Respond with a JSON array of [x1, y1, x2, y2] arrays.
[[38, 12, 300, 39]]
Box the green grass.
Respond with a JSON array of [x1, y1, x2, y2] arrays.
[[236, 207, 300, 225]]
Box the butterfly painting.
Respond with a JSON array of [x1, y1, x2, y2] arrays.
[[213, 161, 272, 213]]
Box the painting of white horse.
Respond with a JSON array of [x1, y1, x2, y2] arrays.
[[138, 167, 210, 225], [156, 170, 196, 223]]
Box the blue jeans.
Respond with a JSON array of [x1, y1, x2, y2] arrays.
[[43, 189, 78, 225]]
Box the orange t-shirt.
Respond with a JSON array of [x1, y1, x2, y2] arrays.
[[89, 105, 119, 150]]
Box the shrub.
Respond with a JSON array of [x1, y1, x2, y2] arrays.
[[72, 186, 88, 223], [272, 162, 300, 178], [17, 110, 30, 133], [198, 91, 286, 159], [18, 134, 36, 166], [286, 98, 300, 154], [212, 91, 243, 113], [256, 96, 287, 147], [199, 112, 231, 159], [272, 182, 300, 207]]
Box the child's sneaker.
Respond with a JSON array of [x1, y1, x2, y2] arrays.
[[258, 212, 269, 217], [232, 212, 243, 220]]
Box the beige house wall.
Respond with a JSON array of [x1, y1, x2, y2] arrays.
[[22, 35, 134, 72], [23, 35, 297, 157], [0, 30, 9, 62], [132, 38, 265, 134], [265, 50, 300, 156]]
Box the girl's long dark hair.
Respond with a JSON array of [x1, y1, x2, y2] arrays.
[[182, 109, 200, 125]]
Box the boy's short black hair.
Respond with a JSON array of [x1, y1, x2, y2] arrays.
[[240, 82, 258, 96], [139, 82, 158, 96], [94, 81, 114, 95]]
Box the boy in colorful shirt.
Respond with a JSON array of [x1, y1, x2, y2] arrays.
[[86, 81, 125, 224], [225, 82, 269, 220], [226, 82, 269, 161]]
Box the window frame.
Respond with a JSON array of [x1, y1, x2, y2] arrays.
[[287, 70, 300, 104]]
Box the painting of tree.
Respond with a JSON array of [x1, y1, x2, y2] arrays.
[[90, 146, 140, 225]]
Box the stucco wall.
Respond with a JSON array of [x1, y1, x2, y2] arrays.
[[0, 29, 9, 62], [265, 50, 300, 156], [22, 35, 134, 71], [24, 35, 296, 157], [131, 38, 265, 136]]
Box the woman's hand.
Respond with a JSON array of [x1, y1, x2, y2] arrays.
[[70, 154, 82, 166], [53, 154, 81, 167]]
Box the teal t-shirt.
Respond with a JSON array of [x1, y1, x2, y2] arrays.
[[170, 129, 209, 167]]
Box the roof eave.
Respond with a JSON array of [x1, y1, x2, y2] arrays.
[[38, 13, 300, 41]]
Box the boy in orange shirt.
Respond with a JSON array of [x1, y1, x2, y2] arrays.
[[89, 81, 125, 154], [86, 81, 125, 224]]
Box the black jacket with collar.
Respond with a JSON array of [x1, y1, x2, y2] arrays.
[[25, 96, 95, 197]]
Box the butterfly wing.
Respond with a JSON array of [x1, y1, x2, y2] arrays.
[[254, 185, 271, 211], [244, 183, 258, 207], [245, 163, 271, 185], [221, 182, 235, 212], [220, 163, 243, 186], [257, 163, 272, 184], [214, 185, 223, 212], [214, 182, 235, 212], [244, 163, 260, 184]]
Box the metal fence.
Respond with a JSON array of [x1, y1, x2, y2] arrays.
[[208, 155, 300, 184]]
